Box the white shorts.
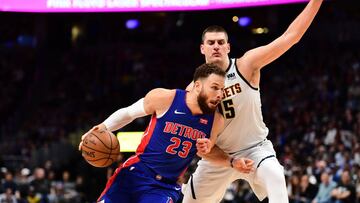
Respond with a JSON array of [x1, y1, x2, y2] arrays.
[[182, 139, 283, 203]]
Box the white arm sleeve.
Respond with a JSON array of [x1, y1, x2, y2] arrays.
[[103, 98, 147, 131]]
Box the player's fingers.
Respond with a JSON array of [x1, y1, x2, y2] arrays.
[[81, 132, 90, 141], [196, 143, 203, 150], [199, 149, 207, 154], [236, 166, 253, 174], [196, 142, 209, 149], [235, 158, 246, 168], [244, 158, 254, 164], [197, 139, 210, 149], [242, 168, 252, 174], [199, 144, 209, 153], [196, 144, 209, 153], [247, 167, 255, 173], [205, 140, 211, 148], [196, 138, 206, 144], [202, 148, 210, 154], [197, 145, 207, 151], [197, 138, 211, 144], [196, 141, 205, 145], [242, 165, 255, 173], [245, 159, 254, 167]]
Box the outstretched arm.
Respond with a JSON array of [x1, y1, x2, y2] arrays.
[[101, 88, 174, 131], [238, 0, 324, 84], [79, 88, 175, 150], [102, 98, 148, 131]]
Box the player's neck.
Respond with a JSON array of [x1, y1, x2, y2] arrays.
[[186, 92, 202, 115], [211, 59, 229, 71]]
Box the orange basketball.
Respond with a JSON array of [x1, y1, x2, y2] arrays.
[[81, 129, 120, 167]]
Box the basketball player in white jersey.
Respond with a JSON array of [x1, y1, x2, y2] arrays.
[[182, 0, 324, 203]]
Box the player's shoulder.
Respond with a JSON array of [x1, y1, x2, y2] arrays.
[[144, 88, 177, 114], [148, 88, 176, 98], [145, 88, 176, 104]]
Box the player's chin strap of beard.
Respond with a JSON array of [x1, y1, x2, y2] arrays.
[[103, 98, 147, 131]]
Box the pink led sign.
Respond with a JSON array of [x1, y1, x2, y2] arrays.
[[1, 0, 307, 13]]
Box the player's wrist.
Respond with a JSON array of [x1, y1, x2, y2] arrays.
[[97, 123, 108, 131]]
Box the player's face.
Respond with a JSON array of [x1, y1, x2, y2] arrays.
[[201, 32, 230, 65], [197, 74, 225, 114]]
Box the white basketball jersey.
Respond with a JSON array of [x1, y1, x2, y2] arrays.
[[216, 58, 269, 153]]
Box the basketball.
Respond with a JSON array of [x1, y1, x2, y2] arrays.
[[81, 129, 120, 167]]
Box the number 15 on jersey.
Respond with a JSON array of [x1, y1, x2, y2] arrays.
[[219, 99, 235, 119]]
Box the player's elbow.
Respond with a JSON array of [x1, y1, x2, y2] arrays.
[[283, 32, 302, 46], [292, 35, 302, 44]]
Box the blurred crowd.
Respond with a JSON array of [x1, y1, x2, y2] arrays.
[[1, 1, 360, 203]]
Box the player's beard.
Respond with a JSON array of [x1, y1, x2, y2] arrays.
[[197, 89, 215, 114]]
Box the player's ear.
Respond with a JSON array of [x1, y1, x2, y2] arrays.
[[200, 44, 205, 55], [194, 80, 202, 93], [226, 43, 230, 54]]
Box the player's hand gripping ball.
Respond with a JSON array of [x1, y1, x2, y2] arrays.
[[81, 129, 120, 167]]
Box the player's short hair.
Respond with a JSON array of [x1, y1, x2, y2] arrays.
[[193, 63, 226, 81], [201, 25, 229, 43]]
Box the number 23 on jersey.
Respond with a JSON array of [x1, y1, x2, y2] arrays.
[[166, 137, 192, 158]]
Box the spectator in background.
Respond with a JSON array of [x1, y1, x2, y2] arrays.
[[331, 170, 356, 203], [288, 174, 301, 203], [29, 168, 50, 203], [354, 166, 360, 203], [1, 172, 17, 197], [14, 168, 31, 203], [26, 186, 40, 203], [313, 160, 329, 183], [312, 171, 337, 203], [298, 174, 318, 203], [61, 171, 78, 202], [0, 188, 18, 203], [74, 175, 85, 203]]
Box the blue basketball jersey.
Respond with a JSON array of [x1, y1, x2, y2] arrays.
[[136, 89, 215, 181], [98, 89, 215, 202]]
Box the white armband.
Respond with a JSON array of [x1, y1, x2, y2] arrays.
[[103, 98, 147, 131]]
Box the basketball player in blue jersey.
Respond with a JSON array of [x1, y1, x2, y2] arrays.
[[79, 63, 254, 203], [182, 0, 324, 203]]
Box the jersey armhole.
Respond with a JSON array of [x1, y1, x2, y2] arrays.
[[156, 89, 179, 119], [156, 110, 167, 118], [234, 58, 259, 91]]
